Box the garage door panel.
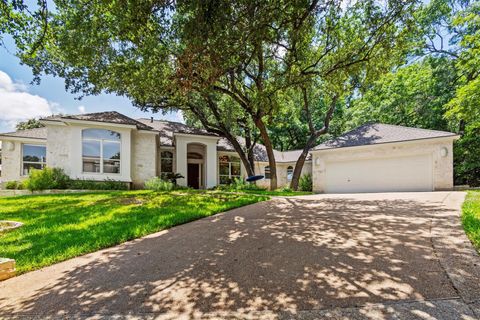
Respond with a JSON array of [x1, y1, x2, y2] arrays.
[[325, 154, 433, 193]]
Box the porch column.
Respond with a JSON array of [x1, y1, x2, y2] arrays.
[[205, 142, 217, 189], [175, 137, 188, 187]]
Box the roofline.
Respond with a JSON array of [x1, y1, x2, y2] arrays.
[[173, 132, 220, 140], [311, 135, 460, 153], [41, 117, 153, 130], [0, 135, 47, 143]]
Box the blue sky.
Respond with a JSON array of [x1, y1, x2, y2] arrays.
[[0, 35, 183, 133]]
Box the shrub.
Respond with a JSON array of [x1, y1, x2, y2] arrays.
[[278, 186, 293, 193], [160, 172, 185, 186], [5, 181, 19, 190], [68, 179, 129, 190], [299, 174, 313, 192], [145, 177, 174, 191], [216, 177, 265, 192], [24, 167, 71, 191]]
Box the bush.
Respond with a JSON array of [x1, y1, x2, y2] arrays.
[[144, 177, 174, 191], [68, 178, 129, 190], [5, 181, 19, 190], [299, 174, 312, 192], [24, 167, 70, 191], [216, 177, 266, 192]]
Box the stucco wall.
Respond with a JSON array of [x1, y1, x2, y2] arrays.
[[0, 140, 24, 182], [311, 138, 455, 193], [131, 130, 158, 188], [47, 125, 71, 175]]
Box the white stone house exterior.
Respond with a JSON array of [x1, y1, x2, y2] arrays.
[[0, 111, 459, 193]]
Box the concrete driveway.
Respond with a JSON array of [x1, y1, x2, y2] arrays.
[[0, 192, 479, 319]]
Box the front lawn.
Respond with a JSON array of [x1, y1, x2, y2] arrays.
[[462, 190, 480, 253], [0, 190, 268, 274], [233, 189, 314, 197]]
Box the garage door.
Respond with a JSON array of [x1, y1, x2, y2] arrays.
[[325, 154, 433, 193]]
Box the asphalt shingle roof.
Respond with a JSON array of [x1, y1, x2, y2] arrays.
[[45, 111, 153, 130], [136, 119, 218, 146], [314, 123, 457, 151]]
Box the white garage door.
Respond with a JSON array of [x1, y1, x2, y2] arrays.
[[325, 154, 433, 193]]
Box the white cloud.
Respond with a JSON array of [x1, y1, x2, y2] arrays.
[[78, 105, 86, 114], [0, 71, 59, 130]]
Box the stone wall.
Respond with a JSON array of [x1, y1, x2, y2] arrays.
[[131, 131, 158, 188]]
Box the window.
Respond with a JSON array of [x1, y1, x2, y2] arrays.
[[82, 129, 121, 174], [219, 155, 241, 184], [161, 151, 174, 173], [264, 166, 271, 179], [287, 166, 294, 181], [22, 144, 46, 175]]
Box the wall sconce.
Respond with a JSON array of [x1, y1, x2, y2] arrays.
[[440, 147, 448, 158], [315, 157, 321, 166]]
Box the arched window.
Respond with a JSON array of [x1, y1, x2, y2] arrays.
[[82, 129, 121, 174], [160, 151, 174, 173], [264, 166, 271, 179], [287, 166, 294, 181], [219, 155, 241, 184]]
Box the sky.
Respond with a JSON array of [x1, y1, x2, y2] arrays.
[[0, 36, 183, 133]]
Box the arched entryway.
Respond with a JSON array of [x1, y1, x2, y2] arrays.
[[187, 143, 205, 189]]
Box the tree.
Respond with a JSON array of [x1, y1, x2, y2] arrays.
[[4, 0, 421, 190], [16, 118, 44, 130]]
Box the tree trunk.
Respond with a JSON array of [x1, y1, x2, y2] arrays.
[[290, 135, 318, 190], [255, 117, 277, 190], [223, 131, 255, 177]]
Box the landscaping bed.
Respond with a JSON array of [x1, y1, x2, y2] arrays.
[[0, 190, 268, 274], [462, 190, 480, 253]]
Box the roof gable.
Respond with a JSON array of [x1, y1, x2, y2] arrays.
[[44, 111, 153, 130]]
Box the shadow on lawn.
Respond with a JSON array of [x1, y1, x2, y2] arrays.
[[0, 195, 479, 319]]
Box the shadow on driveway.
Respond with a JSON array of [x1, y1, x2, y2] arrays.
[[0, 192, 479, 319]]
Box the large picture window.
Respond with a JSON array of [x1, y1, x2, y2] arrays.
[[82, 129, 121, 174], [219, 155, 241, 184], [22, 144, 46, 175], [160, 151, 174, 174]]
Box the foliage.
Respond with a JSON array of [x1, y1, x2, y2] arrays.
[[5, 181, 24, 190], [160, 172, 185, 186], [444, 2, 480, 124], [345, 57, 456, 131], [462, 190, 480, 252], [216, 177, 265, 192], [454, 124, 480, 186], [24, 167, 70, 191], [68, 179, 128, 190], [144, 177, 174, 192], [15, 118, 44, 130], [0, 190, 268, 273], [299, 174, 313, 192]]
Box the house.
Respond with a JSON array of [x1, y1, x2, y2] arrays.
[[0, 111, 459, 193]]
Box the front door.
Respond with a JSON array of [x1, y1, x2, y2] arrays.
[[188, 163, 200, 189]]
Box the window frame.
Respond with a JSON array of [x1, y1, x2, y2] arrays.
[[219, 155, 241, 184], [21, 143, 47, 176], [160, 150, 174, 174], [82, 129, 121, 174], [287, 166, 294, 181]]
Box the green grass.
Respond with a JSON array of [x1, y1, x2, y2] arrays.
[[0, 190, 268, 274], [233, 189, 314, 196], [462, 190, 480, 253]]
